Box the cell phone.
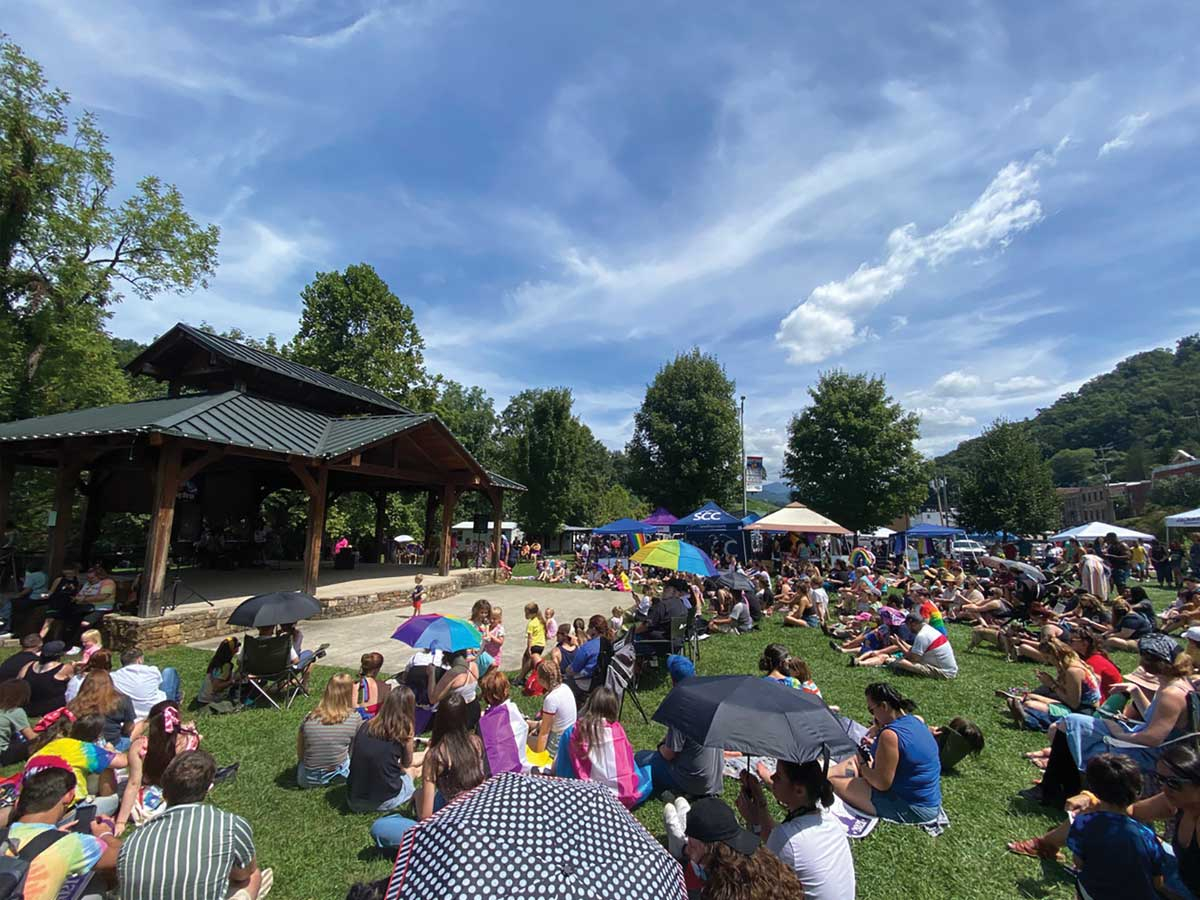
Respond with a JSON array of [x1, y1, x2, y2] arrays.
[[69, 803, 97, 834]]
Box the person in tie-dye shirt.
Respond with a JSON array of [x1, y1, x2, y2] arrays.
[[34, 713, 128, 816], [7, 757, 121, 900]]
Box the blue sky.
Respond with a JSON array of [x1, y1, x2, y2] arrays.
[[9, 1, 1200, 473]]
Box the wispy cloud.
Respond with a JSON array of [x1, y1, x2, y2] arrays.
[[776, 147, 1056, 364], [932, 371, 982, 395], [1099, 112, 1151, 157]]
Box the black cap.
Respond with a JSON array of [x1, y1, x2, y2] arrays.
[[664, 577, 689, 593], [40, 640, 66, 660], [684, 797, 759, 856]]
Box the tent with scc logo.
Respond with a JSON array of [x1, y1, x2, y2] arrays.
[[742, 502, 850, 535], [674, 501, 743, 532]]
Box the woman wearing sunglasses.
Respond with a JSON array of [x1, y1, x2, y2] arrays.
[[1008, 737, 1200, 898]]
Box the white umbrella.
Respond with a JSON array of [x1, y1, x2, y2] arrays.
[[393, 534, 416, 543], [981, 555, 1046, 582]]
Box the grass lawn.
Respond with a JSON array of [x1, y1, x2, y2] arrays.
[[24, 584, 1174, 899]]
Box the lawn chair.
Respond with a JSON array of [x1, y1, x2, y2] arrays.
[[242, 634, 327, 709], [633, 615, 691, 686], [606, 633, 648, 724]]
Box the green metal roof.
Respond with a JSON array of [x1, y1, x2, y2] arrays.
[[0, 391, 525, 490], [128, 323, 413, 415]]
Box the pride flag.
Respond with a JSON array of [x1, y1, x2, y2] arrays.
[[920, 599, 948, 636], [630, 532, 649, 551], [479, 700, 531, 774]]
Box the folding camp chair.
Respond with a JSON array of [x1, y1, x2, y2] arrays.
[[241, 634, 328, 709], [633, 615, 691, 687], [606, 633, 649, 724]]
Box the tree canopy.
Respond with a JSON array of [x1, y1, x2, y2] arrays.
[[954, 420, 1060, 534], [0, 37, 219, 420], [626, 349, 741, 514], [782, 371, 928, 532]]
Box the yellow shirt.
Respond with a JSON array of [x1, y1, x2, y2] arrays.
[[526, 617, 546, 648], [1131, 544, 1146, 564]]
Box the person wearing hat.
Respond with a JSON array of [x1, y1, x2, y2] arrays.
[[682, 796, 804, 899], [633, 655, 723, 799], [1030, 634, 1195, 807]]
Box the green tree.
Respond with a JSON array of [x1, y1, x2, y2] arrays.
[[433, 381, 499, 468], [781, 371, 929, 531], [955, 420, 1060, 534], [287, 264, 436, 410], [0, 38, 219, 420], [594, 484, 650, 524], [514, 389, 581, 538], [626, 349, 740, 513], [1048, 448, 1096, 487]]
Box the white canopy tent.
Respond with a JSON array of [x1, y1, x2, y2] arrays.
[[860, 527, 896, 539], [1165, 507, 1200, 540], [1048, 521, 1154, 542], [743, 502, 850, 535]]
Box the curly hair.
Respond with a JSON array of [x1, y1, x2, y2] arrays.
[[699, 843, 805, 900]]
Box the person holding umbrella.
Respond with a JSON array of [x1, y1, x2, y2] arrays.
[[682, 796, 805, 899]]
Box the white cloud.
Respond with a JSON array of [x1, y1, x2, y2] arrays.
[[1098, 112, 1151, 157], [776, 152, 1050, 363], [916, 406, 977, 428], [995, 375, 1049, 393], [932, 371, 982, 395]]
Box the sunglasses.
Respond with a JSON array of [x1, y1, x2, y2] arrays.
[[1158, 772, 1192, 791]]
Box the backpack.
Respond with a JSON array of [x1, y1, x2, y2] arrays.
[[0, 827, 69, 900]]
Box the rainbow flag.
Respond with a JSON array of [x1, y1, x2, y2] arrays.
[[920, 599, 948, 636], [630, 532, 649, 551]]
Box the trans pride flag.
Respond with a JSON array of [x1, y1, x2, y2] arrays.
[[479, 700, 531, 775]]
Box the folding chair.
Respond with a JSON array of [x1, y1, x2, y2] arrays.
[[607, 633, 649, 724], [241, 635, 328, 709]]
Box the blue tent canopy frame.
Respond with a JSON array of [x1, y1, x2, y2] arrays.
[[675, 502, 744, 532], [592, 517, 659, 535], [902, 523, 965, 538]]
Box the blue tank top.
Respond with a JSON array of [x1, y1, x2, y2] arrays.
[[873, 714, 941, 808]]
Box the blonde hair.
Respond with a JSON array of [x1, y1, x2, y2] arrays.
[[309, 673, 356, 725], [536, 658, 561, 689], [490, 607, 503, 621], [414, 574, 424, 584], [81, 629, 102, 648], [524, 602, 546, 629]]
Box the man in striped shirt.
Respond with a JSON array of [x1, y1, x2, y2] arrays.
[[117, 750, 269, 899]]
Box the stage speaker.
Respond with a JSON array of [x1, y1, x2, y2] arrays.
[[473, 513, 489, 534]]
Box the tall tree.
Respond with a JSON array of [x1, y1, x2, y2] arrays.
[[0, 38, 219, 420], [626, 349, 740, 513], [433, 380, 499, 469], [287, 263, 436, 410], [1048, 448, 1097, 487], [955, 420, 1060, 534], [782, 371, 929, 531], [515, 389, 583, 538]]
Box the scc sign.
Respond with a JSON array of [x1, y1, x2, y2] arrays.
[[691, 510, 724, 521]]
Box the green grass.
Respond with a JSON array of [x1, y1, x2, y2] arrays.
[[36, 585, 1174, 899]]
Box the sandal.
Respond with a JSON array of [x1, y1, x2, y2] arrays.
[[1007, 838, 1060, 861]]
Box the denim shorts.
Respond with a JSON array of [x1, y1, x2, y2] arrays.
[[296, 757, 350, 788], [870, 789, 941, 824]]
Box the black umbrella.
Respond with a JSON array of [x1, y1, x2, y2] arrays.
[[653, 675, 857, 764], [384, 772, 684, 900], [226, 591, 321, 628], [715, 569, 756, 592]]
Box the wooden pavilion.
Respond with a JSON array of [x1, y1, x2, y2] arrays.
[[0, 323, 524, 617]]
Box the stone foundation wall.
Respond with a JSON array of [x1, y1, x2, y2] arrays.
[[103, 568, 498, 651]]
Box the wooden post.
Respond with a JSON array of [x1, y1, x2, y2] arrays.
[[48, 455, 82, 578], [80, 483, 103, 569], [301, 466, 329, 596], [423, 491, 438, 567], [373, 492, 387, 565], [138, 443, 182, 617], [490, 489, 503, 570], [438, 484, 458, 577], [0, 456, 14, 538]]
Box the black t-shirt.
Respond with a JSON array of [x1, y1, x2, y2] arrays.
[[103, 695, 136, 745], [745, 590, 764, 622], [647, 595, 688, 634], [0, 651, 38, 682], [347, 726, 412, 808], [1117, 613, 1152, 638]]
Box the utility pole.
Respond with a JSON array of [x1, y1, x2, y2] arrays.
[[1097, 443, 1116, 522], [740, 395, 747, 517]]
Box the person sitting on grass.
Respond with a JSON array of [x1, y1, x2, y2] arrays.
[[633, 655, 724, 799], [296, 673, 359, 787], [735, 759, 856, 900], [829, 682, 944, 825], [35, 713, 130, 818], [1005, 637, 1100, 731], [682, 796, 806, 900], [527, 660, 576, 766], [9, 757, 121, 900], [782, 584, 820, 628], [0, 678, 37, 765], [114, 700, 202, 832], [68, 669, 136, 751], [111, 647, 180, 721], [346, 686, 420, 814], [353, 652, 391, 720], [1100, 598, 1155, 654], [554, 686, 652, 808], [197, 637, 241, 707], [709, 589, 753, 634], [19, 640, 73, 719], [369, 694, 487, 849], [551, 623, 579, 672], [118, 749, 270, 900], [883, 610, 958, 680], [477, 668, 531, 774], [427, 648, 479, 727], [759, 644, 802, 688]]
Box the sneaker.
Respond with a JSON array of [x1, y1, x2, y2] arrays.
[[67, 646, 81, 656], [213, 763, 240, 787]]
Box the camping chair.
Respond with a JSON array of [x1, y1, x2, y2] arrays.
[[606, 633, 648, 724], [634, 615, 691, 685], [242, 635, 327, 709]]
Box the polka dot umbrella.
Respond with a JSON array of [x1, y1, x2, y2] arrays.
[[383, 772, 685, 900]]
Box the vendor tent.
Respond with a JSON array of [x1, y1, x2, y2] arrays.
[[1048, 521, 1154, 542], [861, 526, 896, 539], [744, 502, 850, 535], [674, 502, 743, 532], [641, 507, 678, 526], [741, 513, 760, 525], [1166, 507, 1200, 529], [902, 523, 965, 538], [593, 517, 658, 535]]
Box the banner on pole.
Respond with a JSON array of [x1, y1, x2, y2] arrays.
[[745, 456, 766, 493]]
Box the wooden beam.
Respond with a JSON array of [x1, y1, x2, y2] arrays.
[[373, 492, 387, 565], [288, 459, 318, 496], [178, 447, 226, 484], [47, 456, 82, 576], [138, 442, 183, 616], [438, 484, 458, 577], [327, 460, 448, 483], [301, 466, 329, 596], [0, 456, 14, 542], [490, 488, 503, 571]]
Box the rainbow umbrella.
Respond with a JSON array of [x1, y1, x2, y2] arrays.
[[849, 546, 876, 568], [392, 614, 481, 652], [630, 539, 718, 577]]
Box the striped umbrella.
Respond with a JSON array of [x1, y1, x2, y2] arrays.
[[630, 539, 718, 577]]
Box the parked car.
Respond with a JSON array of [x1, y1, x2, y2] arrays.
[[951, 539, 986, 561]]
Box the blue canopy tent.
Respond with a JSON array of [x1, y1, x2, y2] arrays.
[[741, 513, 761, 525], [897, 522, 965, 568], [593, 517, 658, 535], [676, 502, 746, 560]]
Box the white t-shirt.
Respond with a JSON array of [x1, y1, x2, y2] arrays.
[[541, 683, 577, 740], [766, 810, 856, 900], [811, 587, 830, 615], [911, 624, 958, 676]]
